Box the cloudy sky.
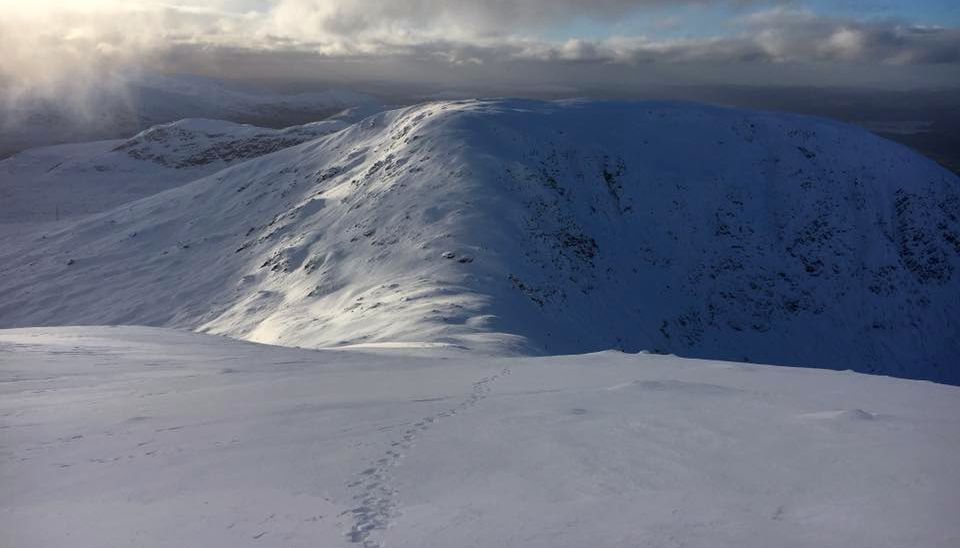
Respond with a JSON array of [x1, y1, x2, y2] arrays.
[[1, 0, 958, 101]]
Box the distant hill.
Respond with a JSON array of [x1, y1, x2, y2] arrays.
[[0, 72, 384, 158]]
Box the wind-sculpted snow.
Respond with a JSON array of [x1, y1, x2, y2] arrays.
[[1, 100, 957, 382]]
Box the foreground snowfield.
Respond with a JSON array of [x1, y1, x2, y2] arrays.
[[2, 326, 958, 548]]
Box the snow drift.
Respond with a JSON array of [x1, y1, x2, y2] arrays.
[[1, 100, 958, 382]]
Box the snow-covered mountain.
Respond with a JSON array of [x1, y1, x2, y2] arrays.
[[1, 100, 958, 382], [0, 73, 384, 157], [129, 73, 380, 127], [1, 118, 348, 223]]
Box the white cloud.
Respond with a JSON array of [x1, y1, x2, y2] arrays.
[[0, 0, 957, 113]]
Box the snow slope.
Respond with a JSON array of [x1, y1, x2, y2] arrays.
[[1, 326, 958, 548], [0, 118, 348, 223], [1, 100, 958, 382]]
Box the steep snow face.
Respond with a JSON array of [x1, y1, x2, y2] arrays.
[[0, 118, 348, 223], [2, 326, 959, 548], [1, 100, 958, 381]]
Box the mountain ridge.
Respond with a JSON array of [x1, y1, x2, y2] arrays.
[[1, 99, 957, 382]]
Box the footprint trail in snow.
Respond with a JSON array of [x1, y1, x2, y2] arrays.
[[344, 367, 511, 547]]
